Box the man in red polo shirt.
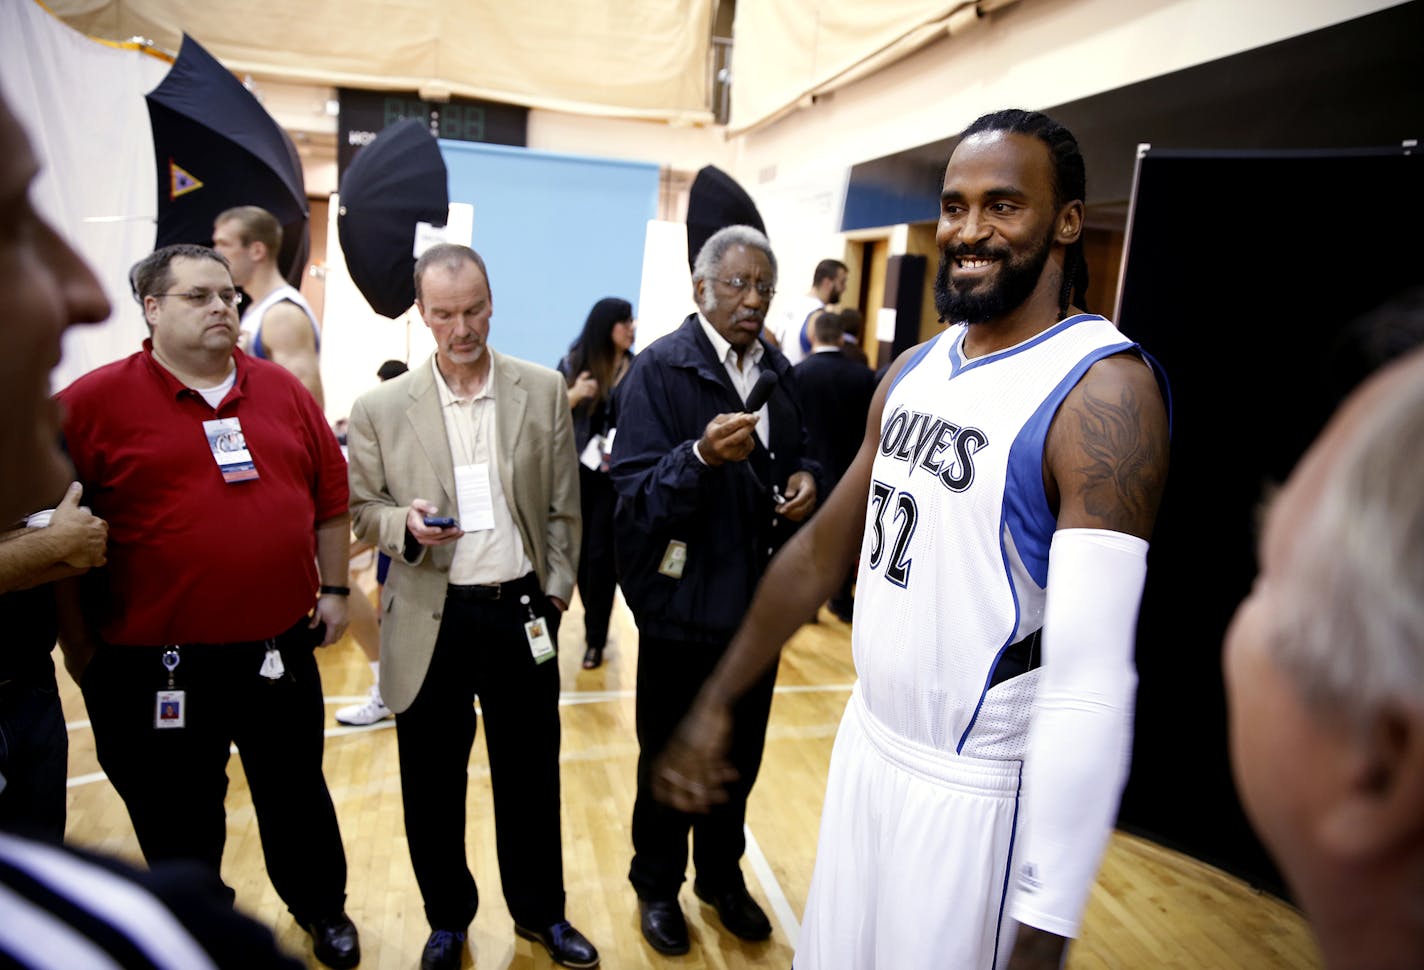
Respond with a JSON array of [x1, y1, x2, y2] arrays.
[[56, 244, 361, 970]]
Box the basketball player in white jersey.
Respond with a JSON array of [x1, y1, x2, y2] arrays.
[[653, 109, 1171, 969], [766, 259, 847, 365], [212, 206, 325, 408]]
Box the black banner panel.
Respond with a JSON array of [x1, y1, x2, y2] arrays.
[[1114, 146, 1424, 900]]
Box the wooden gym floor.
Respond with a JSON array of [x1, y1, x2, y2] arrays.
[[58, 557, 1323, 969]]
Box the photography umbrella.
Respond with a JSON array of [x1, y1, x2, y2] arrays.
[[336, 118, 450, 318], [146, 33, 309, 286], [686, 165, 766, 271]]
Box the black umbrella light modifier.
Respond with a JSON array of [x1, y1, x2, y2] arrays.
[[686, 165, 767, 272], [337, 118, 450, 319], [146, 34, 310, 286]]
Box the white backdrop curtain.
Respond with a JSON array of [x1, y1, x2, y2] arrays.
[[1, 0, 167, 392], [48, 0, 715, 123]]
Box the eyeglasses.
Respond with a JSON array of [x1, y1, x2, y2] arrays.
[[713, 276, 776, 299], [152, 288, 240, 308]]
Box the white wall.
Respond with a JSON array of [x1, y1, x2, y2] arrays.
[[529, 109, 733, 173], [727, 0, 1407, 293], [2, 0, 169, 392]]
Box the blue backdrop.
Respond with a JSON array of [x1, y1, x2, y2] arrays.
[[439, 139, 658, 370]]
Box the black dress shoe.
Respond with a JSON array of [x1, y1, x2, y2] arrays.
[[515, 919, 600, 968], [303, 912, 361, 969], [582, 644, 604, 669], [421, 928, 466, 970], [638, 898, 690, 955], [693, 880, 772, 941]]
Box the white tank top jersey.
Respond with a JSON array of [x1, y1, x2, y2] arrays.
[[240, 284, 321, 360], [771, 293, 823, 365], [852, 314, 1139, 760]]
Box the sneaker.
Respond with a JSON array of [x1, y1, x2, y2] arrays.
[[335, 684, 393, 726]]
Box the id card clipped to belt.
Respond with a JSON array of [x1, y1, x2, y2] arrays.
[[155, 647, 186, 729], [520, 594, 556, 664]]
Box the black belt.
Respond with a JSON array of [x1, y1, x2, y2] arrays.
[[446, 572, 540, 602]]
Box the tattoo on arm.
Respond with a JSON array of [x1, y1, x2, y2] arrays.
[[1072, 381, 1166, 530]]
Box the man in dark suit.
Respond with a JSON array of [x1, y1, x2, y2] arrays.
[[346, 243, 598, 970], [792, 310, 878, 621], [610, 224, 821, 956]]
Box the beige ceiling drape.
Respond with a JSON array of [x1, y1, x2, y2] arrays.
[[728, 0, 1021, 134], [46, 0, 716, 122]]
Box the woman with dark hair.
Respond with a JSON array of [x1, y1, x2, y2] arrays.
[[558, 297, 636, 669]]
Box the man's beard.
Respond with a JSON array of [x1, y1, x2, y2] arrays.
[[933, 228, 1054, 325], [446, 340, 485, 365]]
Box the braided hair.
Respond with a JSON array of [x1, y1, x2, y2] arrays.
[[960, 109, 1090, 317]]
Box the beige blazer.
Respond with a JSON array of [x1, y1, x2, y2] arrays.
[[346, 350, 581, 713]]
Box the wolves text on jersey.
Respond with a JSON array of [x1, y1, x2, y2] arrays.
[[878, 405, 987, 492]]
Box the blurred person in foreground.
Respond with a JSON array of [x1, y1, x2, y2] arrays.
[[0, 83, 305, 970], [1225, 301, 1424, 970]]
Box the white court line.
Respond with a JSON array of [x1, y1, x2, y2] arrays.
[[64, 642, 841, 951], [767, 683, 855, 695], [325, 719, 398, 739], [744, 823, 801, 949], [66, 771, 108, 789], [65, 678, 855, 853], [313, 682, 853, 710]]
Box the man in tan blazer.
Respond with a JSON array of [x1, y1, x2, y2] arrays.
[[346, 243, 598, 970]]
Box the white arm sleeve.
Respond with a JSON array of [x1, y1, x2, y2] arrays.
[[1008, 527, 1148, 937]]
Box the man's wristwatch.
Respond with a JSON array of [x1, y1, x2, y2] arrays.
[[319, 585, 351, 597]]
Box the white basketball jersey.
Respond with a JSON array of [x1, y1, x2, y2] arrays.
[[240, 284, 320, 359], [852, 314, 1137, 759]]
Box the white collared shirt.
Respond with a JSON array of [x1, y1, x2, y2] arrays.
[[697, 312, 770, 447], [431, 355, 533, 585]]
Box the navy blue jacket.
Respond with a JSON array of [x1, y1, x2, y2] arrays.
[[609, 315, 821, 644]]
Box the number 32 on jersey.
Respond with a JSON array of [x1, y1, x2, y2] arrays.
[[868, 479, 918, 587]]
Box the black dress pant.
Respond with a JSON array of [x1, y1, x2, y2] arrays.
[[80, 622, 348, 924], [395, 576, 566, 931], [629, 633, 778, 900], [0, 663, 68, 843], [576, 466, 618, 652]]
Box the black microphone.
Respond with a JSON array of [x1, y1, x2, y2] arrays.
[[743, 369, 779, 413]]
